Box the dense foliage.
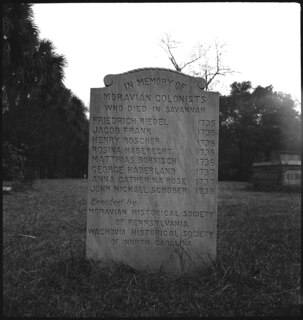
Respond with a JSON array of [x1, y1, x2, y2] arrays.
[[219, 82, 301, 180], [2, 3, 89, 181]]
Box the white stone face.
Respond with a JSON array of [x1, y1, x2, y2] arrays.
[[86, 68, 219, 273]]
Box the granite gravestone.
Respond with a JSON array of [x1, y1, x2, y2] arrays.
[[86, 68, 219, 273]]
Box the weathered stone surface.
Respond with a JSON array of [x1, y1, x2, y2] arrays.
[[86, 68, 219, 273]]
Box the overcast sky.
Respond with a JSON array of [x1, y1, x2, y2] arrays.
[[32, 2, 301, 111]]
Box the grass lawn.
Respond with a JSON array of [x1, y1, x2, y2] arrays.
[[3, 180, 301, 317]]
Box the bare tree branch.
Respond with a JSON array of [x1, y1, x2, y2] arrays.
[[160, 33, 204, 72], [159, 35, 235, 90], [181, 55, 202, 71], [160, 33, 182, 71]]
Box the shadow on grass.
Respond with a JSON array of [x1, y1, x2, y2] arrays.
[[3, 244, 301, 317]]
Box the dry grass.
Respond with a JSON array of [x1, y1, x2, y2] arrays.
[[3, 180, 301, 316]]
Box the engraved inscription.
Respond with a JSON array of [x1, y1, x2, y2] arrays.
[[86, 69, 219, 273]]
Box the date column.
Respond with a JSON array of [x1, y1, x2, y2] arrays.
[[195, 119, 217, 195]]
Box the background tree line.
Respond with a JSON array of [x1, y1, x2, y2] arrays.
[[2, 5, 301, 185], [219, 82, 301, 180], [2, 3, 89, 184]]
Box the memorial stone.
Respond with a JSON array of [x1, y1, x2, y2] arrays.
[[86, 68, 219, 273]]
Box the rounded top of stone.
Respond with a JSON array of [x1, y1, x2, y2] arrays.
[[103, 67, 207, 89]]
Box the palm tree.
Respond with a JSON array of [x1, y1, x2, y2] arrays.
[[2, 3, 39, 112], [30, 39, 66, 106], [3, 3, 89, 179]]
